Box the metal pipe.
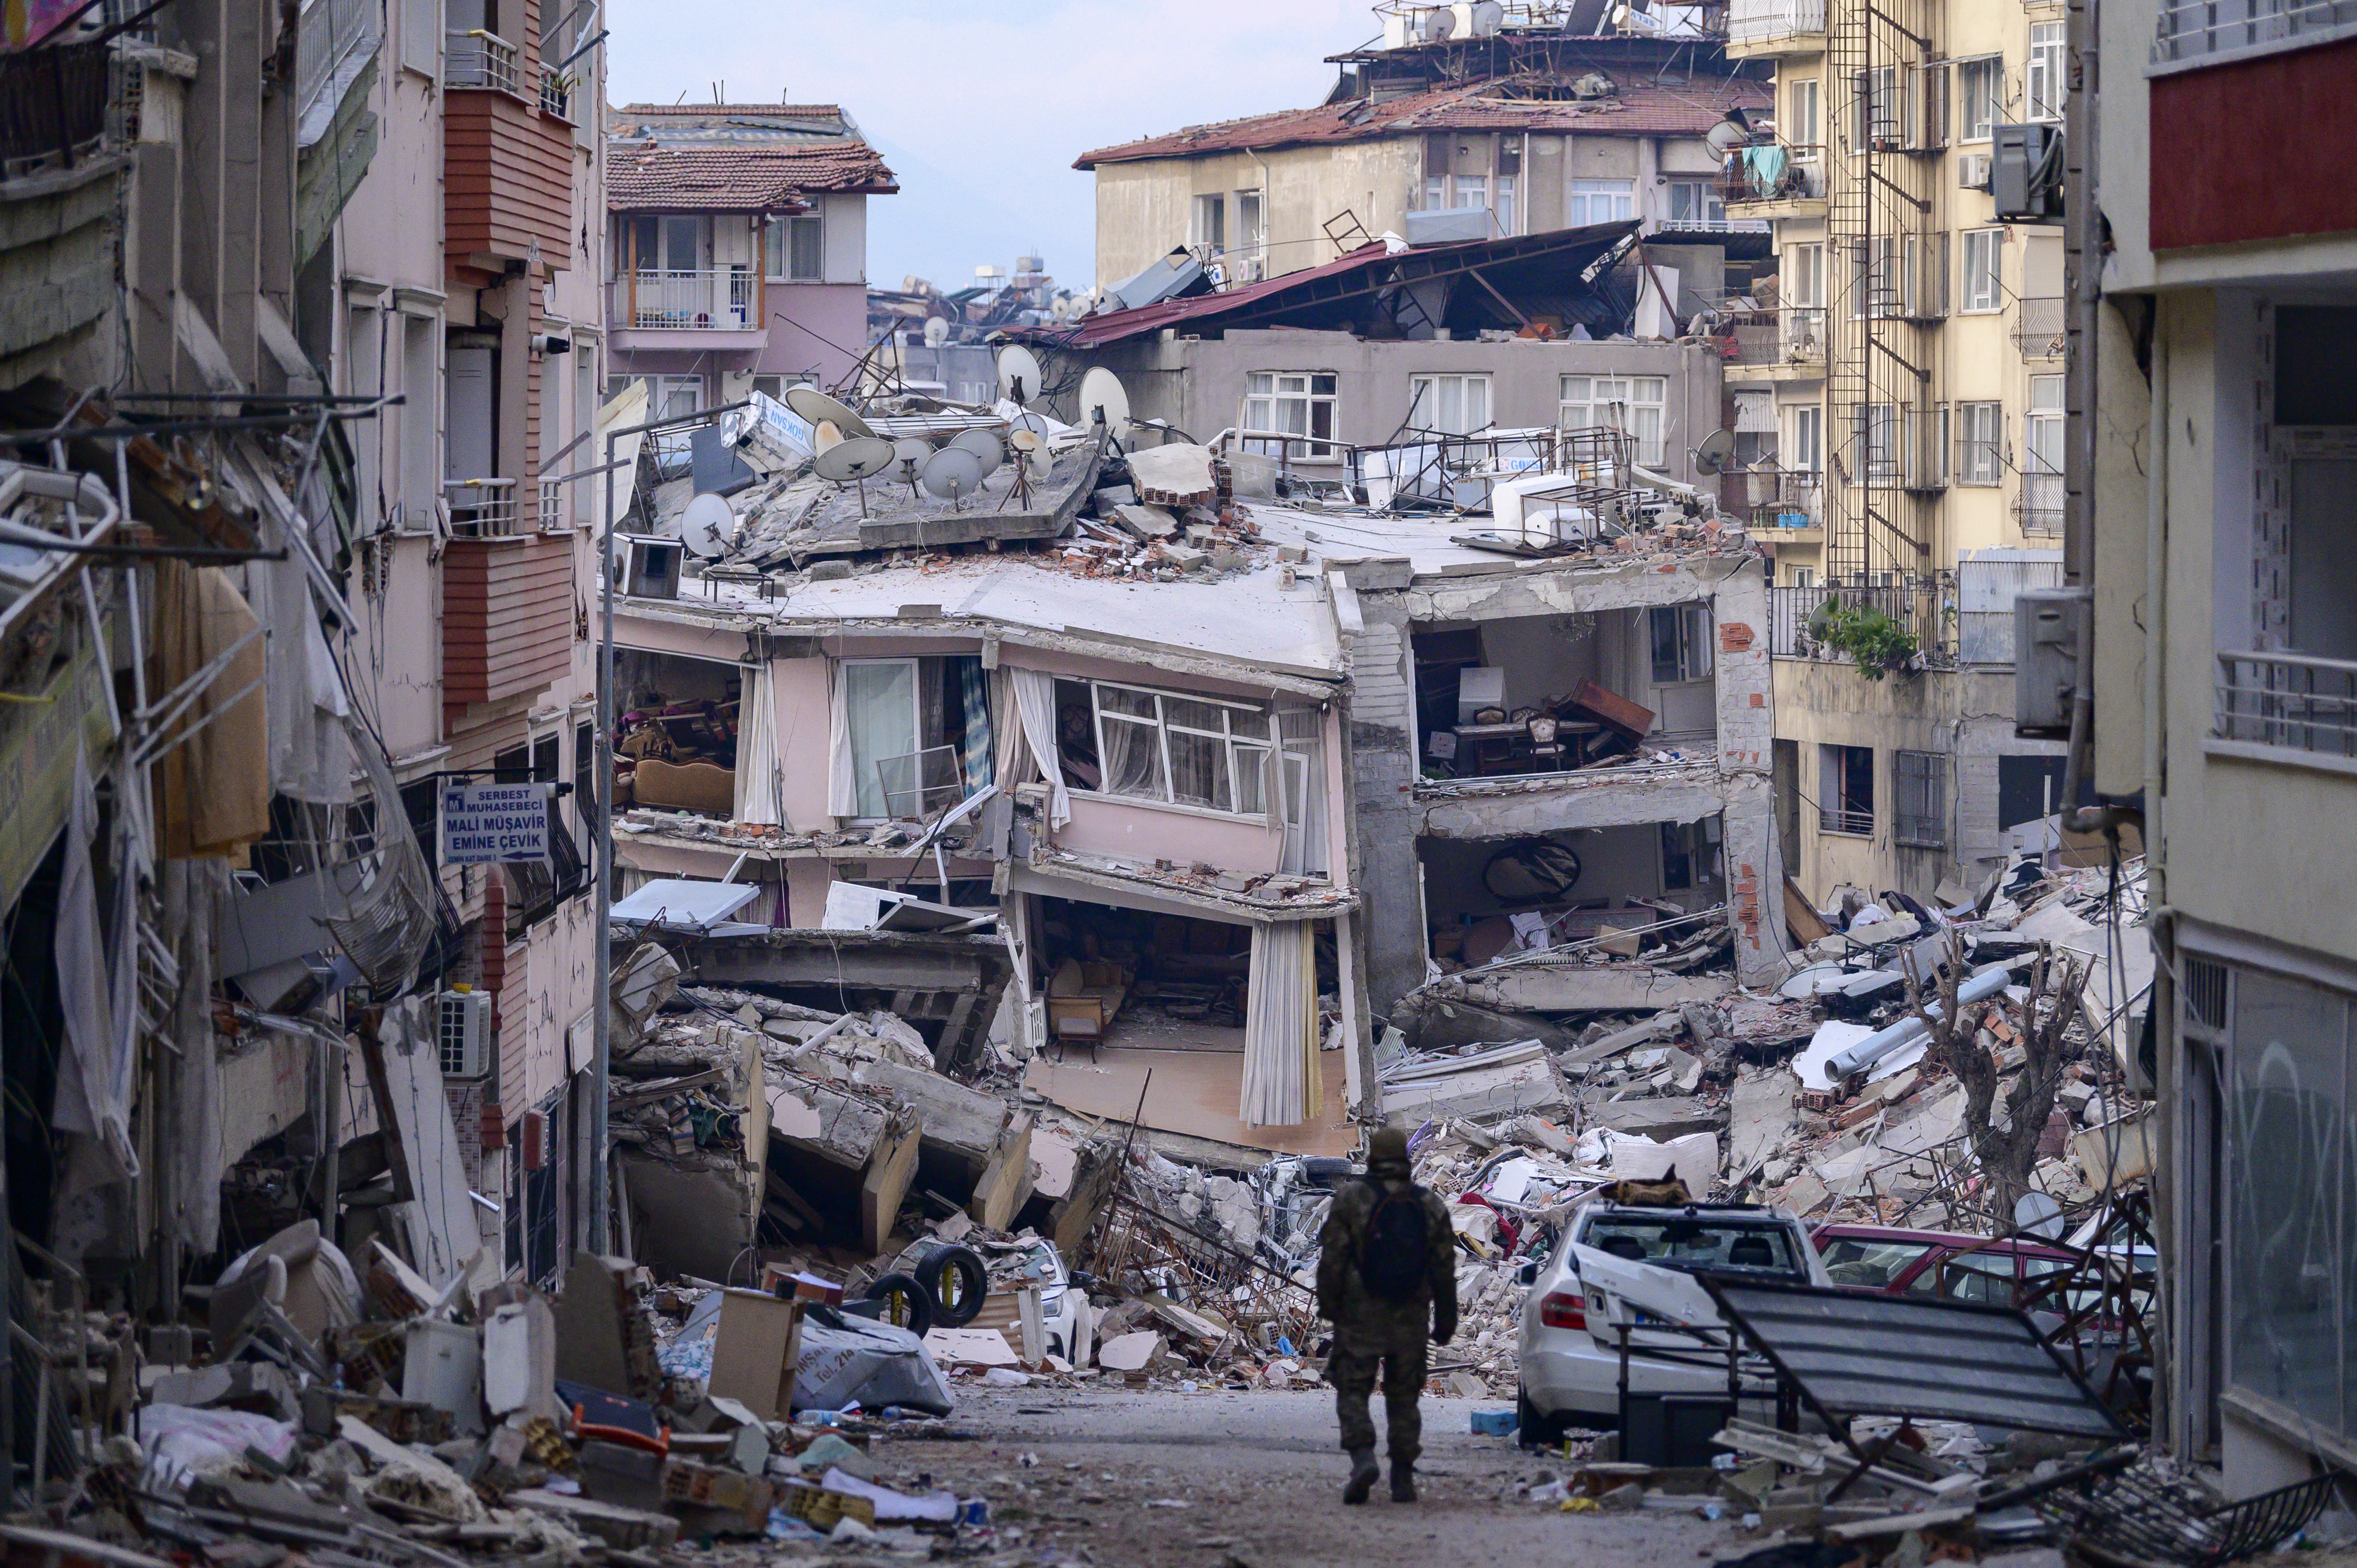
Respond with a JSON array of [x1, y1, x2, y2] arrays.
[[1824, 962, 2015, 1079]]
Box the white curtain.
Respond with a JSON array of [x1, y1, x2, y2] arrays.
[[826, 659, 857, 819], [1240, 918, 1322, 1127], [1009, 668, 1070, 828], [52, 743, 137, 1185], [735, 662, 783, 825]]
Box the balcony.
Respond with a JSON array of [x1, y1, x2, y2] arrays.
[[443, 529, 575, 719], [1719, 307, 1827, 380], [1739, 468, 1824, 533], [1720, 144, 1826, 213], [620, 268, 761, 331], [0, 36, 122, 377], [1727, 0, 1826, 53], [1769, 576, 1958, 669], [1955, 553, 2062, 666], [2013, 297, 2065, 358], [1, 33, 110, 171], [443, 29, 574, 273], [2014, 471, 2065, 537], [2214, 650, 2357, 767]]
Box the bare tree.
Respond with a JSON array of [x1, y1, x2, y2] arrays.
[[1907, 938, 2084, 1227]]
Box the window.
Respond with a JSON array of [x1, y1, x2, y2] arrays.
[[1908, 404, 1950, 488], [399, 314, 437, 529], [494, 737, 587, 935], [1854, 65, 1900, 144], [1819, 743, 1874, 835], [1821, 1237, 1939, 1290], [1962, 228, 2004, 312], [1956, 56, 2001, 141], [2022, 374, 2064, 534], [1788, 404, 1822, 472], [1650, 604, 1715, 684], [1788, 242, 1824, 307], [1493, 175, 1516, 236], [1561, 375, 1667, 464], [1578, 1213, 1806, 1278], [1790, 565, 1818, 588], [1893, 749, 1947, 847], [1409, 373, 1492, 437], [1193, 193, 1226, 252], [2027, 22, 2065, 122], [1853, 402, 1898, 482], [842, 655, 988, 820], [1666, 180, 1727, 227], [1789, 78, 1821, 150], [1242, 372, 1338, 460], [1905, 1249, 2018, 1306], [401, 0, 440, 74], [1849, 236, 1899, 317], [1568, 178, 1634, 226], [1451, 173, 1487, 211], [766, 214, 823, 281], [1235, 190, 1266, 276], [1052, 677, 1273, 816], [1958, 400, 2004, 484]]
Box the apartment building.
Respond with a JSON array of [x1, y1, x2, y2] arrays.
[[2085, 0, 2357, 1497], [604, 103, 897, 410], [1721, 0, 2072, 905], [0, 0, 608, 1296], [1077, 21, 1768, 292]]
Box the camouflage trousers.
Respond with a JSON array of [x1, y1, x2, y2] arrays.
[[1327, 1338, 1429, 1463]]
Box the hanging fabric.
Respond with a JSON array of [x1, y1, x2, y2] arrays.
[[1240, 918, 1323, 1127], [826, 657, 857, 819], [959, 657, 994, 794], [735, 662, 783, 825], [53, 741, 137, 1184], [1008, 667, 1069, 828]]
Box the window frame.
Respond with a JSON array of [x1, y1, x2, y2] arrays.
[[1409, 373, 1495, 438], [1241, 370, 1340, 461], [1893, 748, 1948, 847], [1958, 400, 2005, 485], [1955, 54, 2002, 141], [1650, 603, 1716, 685], [1819, 743, 1876, 836], [1665, 179, 1729, 227], [2027, 22, 2066, 122], [1568, 177, 1636, 226], [1069, 678, 1277, 821], [1561, 374, 1668, 465], [1962, 227, 2005, 313], [766, 212, 824, 282], [1789, 77, 1821, 151]]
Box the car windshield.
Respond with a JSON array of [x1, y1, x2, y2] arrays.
[[1582, 1215, 1805, 1277], [1821, 1237, 1939, 1290]]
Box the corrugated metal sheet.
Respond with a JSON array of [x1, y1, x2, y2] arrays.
[[1702, 1278, 2128, 1439]]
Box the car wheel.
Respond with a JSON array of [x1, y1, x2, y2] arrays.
[[1518, 1385, 1572, 1449], [864, 1272, 935, 1337], [914, 1246, 990, 1328]]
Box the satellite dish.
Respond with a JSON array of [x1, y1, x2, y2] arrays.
[[1013, 433, 1053, 480], [922, 316, 951, 348], [814, 435, 898, 519], [2015, 1191, 2066, 1241], [811, 419, 843, 454], [1692, 428, 1736, 475], [997, 345, 1047, 406], [919, 446, 986, 508], [891, 436, 933, 493], [1422, 4, 1456, 40], [1706, 119, 1752, 157], [1078, 367, 1132, 442], [785, 385, 874, 438], [948, 427, 1005, 477], [1007, 409, 1053, 441], [1466, 0, 1504, 34], [679, 493, 734, 560]]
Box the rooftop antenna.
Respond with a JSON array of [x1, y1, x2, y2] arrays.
[[679, 492, 735, 559], [812, 435, 897, 519], [996, 344, 1047, 408], [919, 445, 986, 511], [891, 437, 930, 499]]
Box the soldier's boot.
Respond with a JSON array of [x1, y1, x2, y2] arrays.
[[1389, 1462, 1417, 1503], [1342, 1449, 1380, 1505]]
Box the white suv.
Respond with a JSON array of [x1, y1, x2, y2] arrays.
[[1516, 1201, 1831, 1444]]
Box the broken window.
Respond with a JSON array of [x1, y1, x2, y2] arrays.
[[1649, 604, 1714, 685], [1893, 748, 1947, 847], [1242, 372, 1338, 460], [1052, 677, 1273, 816], [1819, 743, 1874, 835], [843, 656, 986, 820], [1408, 373, 1492, 438]]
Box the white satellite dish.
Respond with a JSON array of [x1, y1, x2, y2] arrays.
[[1705, 119, 1752, 157], [997, 344, 1047, 406], [679, 492, 735, 560], [891, 436, 932, 494], [1078, 367, 1132, 443], [1692, 428, 1736, 476], [1007, 409, 1053, 441], [813, 435, 898, 518], [919, 445, 986, 508], [922, 316, 950, 348], [2014, 1191, 2067, 1241], [1467, 0, 1505, 34], [948, 427, 1005, 478], [1422, 4, 1456, 40], [811, 419, 843, 455], [786, 385, 874, 439], [1011, 428, 1053, 480]]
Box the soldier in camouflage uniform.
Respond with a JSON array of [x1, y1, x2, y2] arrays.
[[1316, 1127, 1457, 1504]]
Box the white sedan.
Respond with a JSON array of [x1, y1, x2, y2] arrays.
[[1516, 1201, 1830, 1444]]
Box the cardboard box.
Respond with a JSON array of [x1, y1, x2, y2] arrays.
[[706, 1290, 804, 1422]]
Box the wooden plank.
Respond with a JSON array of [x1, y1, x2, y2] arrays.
[[1784, 875, 1832, 944], [858, 1112, 922, 1255]]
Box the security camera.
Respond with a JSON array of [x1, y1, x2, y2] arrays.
[[532, 333, 572, 355]]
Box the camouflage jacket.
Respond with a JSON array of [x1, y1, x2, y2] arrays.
[[1315, 1174, 1459, 1352]]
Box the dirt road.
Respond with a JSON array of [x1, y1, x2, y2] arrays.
[[877, 1385, 1733, 1567]]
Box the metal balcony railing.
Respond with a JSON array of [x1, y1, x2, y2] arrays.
[[444, 29, 520, 95], [1721, 144, 1825, 205], [2156, 0, 2357, 65], [2015, 470, 2065, 536], [539, 68, 572, 119], [1769, 576, 1957, 666], [1741, 468, 1823, 531], [0, 34, 111, 170], [624, 269, 759, 330], [1719, 306, 1828, 370], [538, 478, 565, 531], [1956, 553, 2063, 665], [2216, 650, 2357, 760], [445, 477, 520, 537], [2014, 297, 2066, 358], [1729, 0, 1827, 41]]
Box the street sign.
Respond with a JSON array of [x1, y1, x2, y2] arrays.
[[439, 780, 552, 865]]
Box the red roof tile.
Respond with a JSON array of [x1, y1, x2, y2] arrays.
[[1075, 73, 1768, 168], [604, 139, 899, 211]]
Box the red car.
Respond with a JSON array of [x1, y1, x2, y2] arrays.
[[1809, 1222, 2088, 1312]]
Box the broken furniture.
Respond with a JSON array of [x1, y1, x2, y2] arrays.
[[2028, 1460, 2334, 1567], [1045, 957, 1130, 1061], [631, 757, 737, 815]]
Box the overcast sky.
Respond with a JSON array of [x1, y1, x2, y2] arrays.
[[606, 0, 1371, 294]]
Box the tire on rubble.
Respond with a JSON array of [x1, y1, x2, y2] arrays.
[[915, 1246, 989, 1328], [864, 1272, 936, 1337]]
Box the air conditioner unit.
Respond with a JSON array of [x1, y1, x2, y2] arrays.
[[438, 990, 492, 1079], [1992, 123, 2064, 222], [1958, 151, 1992, 191], [618, 534, 682, 599]]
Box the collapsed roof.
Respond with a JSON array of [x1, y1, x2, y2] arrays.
[[605, 102, 899, 212]]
